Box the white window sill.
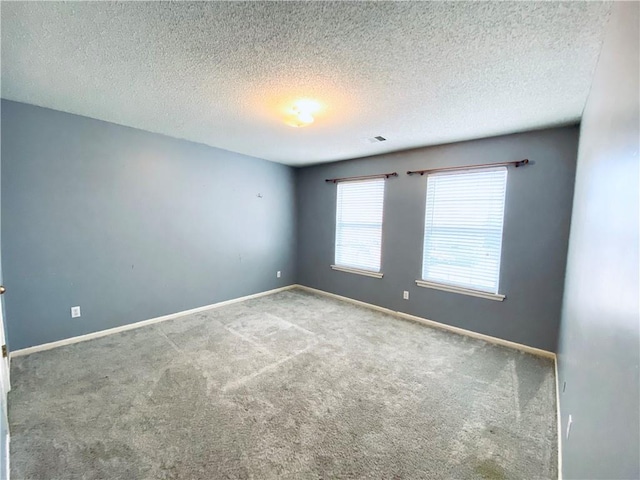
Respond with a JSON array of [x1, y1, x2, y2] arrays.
[[331, 265, 384, 279], [415, 280, 505, 301]]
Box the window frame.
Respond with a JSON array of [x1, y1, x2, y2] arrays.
[[331, 178, 386, 278], [416, 167, 508, 301]]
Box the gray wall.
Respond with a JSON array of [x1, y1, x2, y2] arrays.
[[1, 100, 296, 350], [296, 127, 579, 352], [556, 2, 639, 479]]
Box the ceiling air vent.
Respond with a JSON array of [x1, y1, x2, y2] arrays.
[[367, 136, 387, 143]]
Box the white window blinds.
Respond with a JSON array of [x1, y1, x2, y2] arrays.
[[422, 167, 507, 294], [335, 179, 385, 272]]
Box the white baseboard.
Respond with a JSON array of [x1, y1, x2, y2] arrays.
[[294, 284, 556, 359], [11, 282, 555, 361], [10, 285, 297, 358], [555, 356, 563, 480]]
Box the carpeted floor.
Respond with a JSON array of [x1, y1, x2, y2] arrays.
[[9, 288, 557, 479]]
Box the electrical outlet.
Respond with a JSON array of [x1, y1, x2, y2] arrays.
[[71, 306, 81, 318], [403, 291, 409, 300], [566, 414, 573, 439], [277, 271, 281, 278]]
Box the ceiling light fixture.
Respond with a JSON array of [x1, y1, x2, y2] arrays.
[[286, 99, 321, 127]]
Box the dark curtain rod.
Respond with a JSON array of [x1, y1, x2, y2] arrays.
[[325, 172, 398, 183], [407, 159, 529, 176]]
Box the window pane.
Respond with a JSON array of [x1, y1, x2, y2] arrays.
[[335, 179, 385, 272], [422, 167, 507, 293]]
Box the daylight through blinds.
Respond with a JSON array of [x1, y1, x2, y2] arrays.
[[422, 167, 507, 293], [335, 179, 385, 272]]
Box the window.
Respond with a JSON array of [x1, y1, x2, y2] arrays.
[[419, 167, 507, 298], [333, 179, 385, 276]]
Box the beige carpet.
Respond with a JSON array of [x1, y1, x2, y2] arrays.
[[9, 288, 557, 479]]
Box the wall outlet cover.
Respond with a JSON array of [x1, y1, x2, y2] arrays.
[[71, 306, 81, 318], [403, 291, 409, 300], [277, 271, 281, 278]]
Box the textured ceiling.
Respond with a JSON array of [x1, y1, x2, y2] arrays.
[[1, 1, 610, 166]]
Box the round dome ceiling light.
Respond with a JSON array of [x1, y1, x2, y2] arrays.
[[286, 99, 321, 127]]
